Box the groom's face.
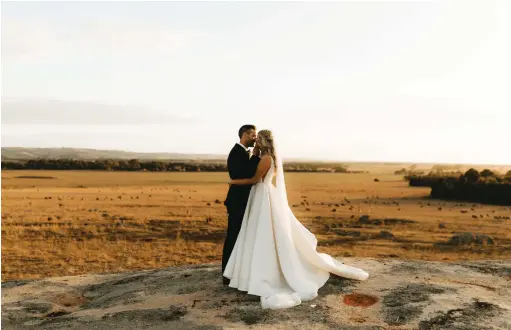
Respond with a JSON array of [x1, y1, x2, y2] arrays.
[[245, 129, 257, 147]]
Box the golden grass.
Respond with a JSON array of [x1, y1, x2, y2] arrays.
[[2, 169, 511, 281]]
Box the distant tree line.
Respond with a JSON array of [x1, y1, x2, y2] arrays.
[[405, 169, 511, 205], [1, 159, 352, 173], [395, 164, 466, 177]]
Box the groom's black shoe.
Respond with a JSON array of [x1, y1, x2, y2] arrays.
[[223, 276, 230, 286]]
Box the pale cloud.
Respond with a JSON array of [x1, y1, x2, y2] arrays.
[[1, 18, 206, 60], [1, 19, 61, 58], [1, 99, 199, 125], [75, 20, 205, 55]]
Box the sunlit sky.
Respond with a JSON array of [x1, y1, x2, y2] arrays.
[[2, 1, 510, 164]]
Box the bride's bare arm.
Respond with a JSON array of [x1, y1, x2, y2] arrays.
[[230, 155, 271, 185]]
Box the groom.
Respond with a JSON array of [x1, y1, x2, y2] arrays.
[[222, 124, 260, 285]]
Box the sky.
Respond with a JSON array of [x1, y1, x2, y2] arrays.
[[1, 1, 510, 164]]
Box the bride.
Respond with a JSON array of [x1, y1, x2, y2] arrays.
[[224, 129, 369, 310]]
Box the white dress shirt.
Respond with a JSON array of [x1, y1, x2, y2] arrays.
[[237, 142, 249, 152]]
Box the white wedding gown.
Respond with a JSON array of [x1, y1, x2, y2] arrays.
[[224, 158, 369, 309]]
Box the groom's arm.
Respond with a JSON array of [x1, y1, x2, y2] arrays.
[[231, 155, 271, 185], [227, 148, 247, 179]]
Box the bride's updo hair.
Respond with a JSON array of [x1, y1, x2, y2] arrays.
[[257, 130, 276, 166]]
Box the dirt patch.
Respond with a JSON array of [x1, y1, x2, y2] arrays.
[[357, 215, 417, 226], [418, 301, 504, 330], [385, 305, 423, 326], [459, 262, 511, 279], [45, 310, 71, 318], [1, 280, 32, 289], [445, 233, 495, 246], [375, 230, 395, 240], [383, 283, 450, 307], [390, 263, 444, 275], [382, 283, 453, 325], [80, 273, 158, 309], [51, 292, 86, 307], [343, 293, 379, 307], [332, 230, 362, 237], [23, 301, 54, 314], [223, 305, 276, 325], [82, 291, 143, 309], [318, 274, 356, 296], [223, 302, 335, 326], [102, 305, 188, 322], [382, 218, 417, 225]]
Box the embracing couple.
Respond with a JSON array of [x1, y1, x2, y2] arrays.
[[221, 125, 369, 310]]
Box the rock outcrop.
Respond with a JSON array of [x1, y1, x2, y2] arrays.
[[2, 258, 510, 329]]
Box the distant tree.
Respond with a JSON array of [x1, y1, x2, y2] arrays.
[[480, 169, 495, 178], [128, 159, 140, 171], [464, 168, 480, 183], [118, 160, 129, 170]]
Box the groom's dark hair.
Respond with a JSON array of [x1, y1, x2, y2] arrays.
[[238, 124, 256, 138]]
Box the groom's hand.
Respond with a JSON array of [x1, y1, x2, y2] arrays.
[[252, 146, 261, 157]]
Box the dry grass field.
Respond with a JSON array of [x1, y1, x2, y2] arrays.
[[2, 165, 511, 281]]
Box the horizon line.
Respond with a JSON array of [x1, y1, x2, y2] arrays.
[[2, 146, 510, 167]]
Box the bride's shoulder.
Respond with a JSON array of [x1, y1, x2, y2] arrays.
[[259, 154, 272, 166], [260, 154, 272, 162]]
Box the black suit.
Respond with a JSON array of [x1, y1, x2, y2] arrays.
[[222, 144, 260, 281]]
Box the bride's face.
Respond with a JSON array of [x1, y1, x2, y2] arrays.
[[255, 136, 262, 148]]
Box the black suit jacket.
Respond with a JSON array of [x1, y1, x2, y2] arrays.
[[224, 144, 260, 209]]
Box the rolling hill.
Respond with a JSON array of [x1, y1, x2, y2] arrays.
[[1, 147, 225, 161]]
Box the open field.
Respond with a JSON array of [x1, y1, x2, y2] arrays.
[[2, 168, 511, 281]]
